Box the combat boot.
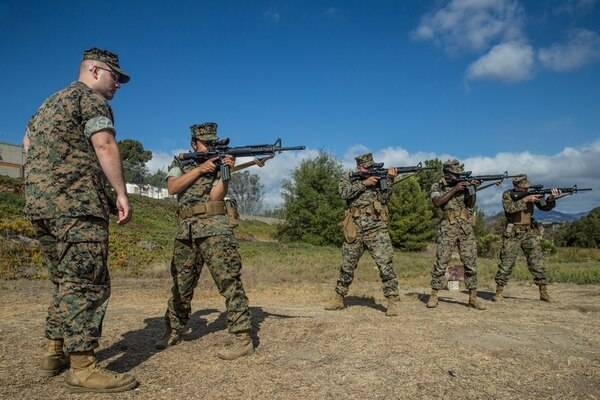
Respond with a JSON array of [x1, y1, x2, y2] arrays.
[[539, 285, 552, 302], [426, 289, 439, 308], [40, 338, 69, 377], [493, 286, 504, 302], [468, 289, 487, 310], [154, 328, 181, 350], [323, 292, 345, 310], [216, 332, 254, 360], [385, 296, 400, 317], [64, 351, 138, 393]]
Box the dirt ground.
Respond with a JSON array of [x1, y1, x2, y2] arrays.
[[1, 278, 599, 400]]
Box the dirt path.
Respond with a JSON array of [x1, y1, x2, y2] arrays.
[[1, 279, 599, 400]]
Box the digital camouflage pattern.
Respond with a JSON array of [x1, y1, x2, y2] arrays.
[[83, 47, 130, 83], [354, 152, 375, 168], [165, 235, 251, 334], [32, 217, 110, 353], [495, 190, 555, 287], [164, 147, 251, 335], [167, 158, 231, 239], [24, 81, 114, 221], [334, 172, 399, 298], [430, 178, 478, 290], [442, 159, 463, 174], [190, 122, 218, 142]]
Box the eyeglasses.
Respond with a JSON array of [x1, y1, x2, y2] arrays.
[[95, 66, 120, 82]]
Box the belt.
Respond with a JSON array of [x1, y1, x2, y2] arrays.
[[178, 201, 226, 219]]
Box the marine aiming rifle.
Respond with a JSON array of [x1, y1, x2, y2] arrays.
[[446, 171, 523, 195], [509, 185, 592, 202], [177, 138, 305, 181], [349, 162, 437, 190]]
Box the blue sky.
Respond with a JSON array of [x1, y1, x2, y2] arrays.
[[1, 0, 599, 212]]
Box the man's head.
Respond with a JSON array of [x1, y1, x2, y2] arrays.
[[512, 175, 531, 190], [190, 122, 218, 151], [443, 159, 463, 175], [79, 48, 130, 100], [355, 153, 374, 172]]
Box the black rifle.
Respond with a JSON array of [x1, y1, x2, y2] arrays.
[[446, 171, 523, 195], [177, 138, 305, 181], [509, 185, 592, 202], [349, 162, 436, 190]]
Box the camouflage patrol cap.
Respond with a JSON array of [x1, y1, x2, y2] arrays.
[[355, 153, 375, 168], [83, 47, 130, 83], [512, 175, 531, 189], [191, 122, 218, 141], [443, 159, 463, 174]]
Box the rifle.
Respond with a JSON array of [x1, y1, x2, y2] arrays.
[[446, 171, 523, 195], [349, 162, 437, 190], [177, 138, 305, 181], [509, 185, 592, 202]]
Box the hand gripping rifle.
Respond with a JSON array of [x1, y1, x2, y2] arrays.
[[349, 162, 437, 191], [177, 138, 305, 182], [447, 171, 523, 196], [509, 185, 592, 202]]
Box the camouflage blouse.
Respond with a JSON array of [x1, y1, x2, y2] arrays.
[[430, 177, 475, 223], [339, 172, 391, 233], [24, 81, 115, 221]]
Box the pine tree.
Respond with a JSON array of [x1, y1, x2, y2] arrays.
[[276, 152, 345, 246], [388, 176, 435, 251]]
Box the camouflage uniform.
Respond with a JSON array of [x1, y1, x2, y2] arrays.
[[334, 153, 399, 299], [24, 49, 127, 353], [164, 123, 251, 335], [495, 176, 555, 287], [429, 162, 479, 291]]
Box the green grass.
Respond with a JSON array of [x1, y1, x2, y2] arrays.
[[1, 185, 599, 284]]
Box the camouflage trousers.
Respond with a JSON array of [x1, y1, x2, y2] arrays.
[[431, 220, 478, 290], [335, 229, 399, 298], [165, 234, 251, 334], [32, 217, 110, 353], [495, 226, 548, 287]]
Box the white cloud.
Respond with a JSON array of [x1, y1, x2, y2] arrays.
[[538, 28, 600, 71], [147, 150, 186, 173], [411, 0, 525, 53], [467, 41, 534, 82]]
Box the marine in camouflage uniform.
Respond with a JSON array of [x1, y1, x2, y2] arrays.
[[494, 175, 557, 303], [426, 159, 486, 310], [324, 153, 401, 317], [156, 122, 253, 360], [24, 48, 138, 392]]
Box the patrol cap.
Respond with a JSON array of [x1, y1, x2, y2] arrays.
[[512, 175, 532, 189], [83, 47, 130, 83], [191, 122, 218, 142], [443, 159, 463, 174], [355, 153, 375, 168]]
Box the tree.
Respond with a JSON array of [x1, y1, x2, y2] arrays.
[[118, 139, 152, 184], [277, 152, 346, 246], [229, 171, 264, 215], [388, 176, 435, 251], [557, 207, 600, 248], [146, 169, 168, 189], [416, 159, 443, 199]]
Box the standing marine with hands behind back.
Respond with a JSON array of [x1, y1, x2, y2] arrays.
[[23, 48, 138, 393], [156, 122, 255, 360]]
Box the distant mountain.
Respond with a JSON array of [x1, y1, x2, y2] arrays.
[[485, 209, 589, 225], [535, 210, 589, 223]]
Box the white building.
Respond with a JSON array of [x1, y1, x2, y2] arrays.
[[0, 142, 25, 178], [126, 183, 173, 200]]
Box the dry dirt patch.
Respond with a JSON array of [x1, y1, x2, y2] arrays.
[[0, 279, 599, 399]]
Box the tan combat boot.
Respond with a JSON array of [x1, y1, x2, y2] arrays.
[[154, 328, 181, 350], [385, 296, 400, 317], [64, 351, 138, 393], [426, 289, 439, 308], [323, 292, 345, 311], [216, 332, 254, 360], [468, 289, 487, 310], [493, 286, 504, 302], [40, 338, 69, 377], [539, 285, 552, 302]]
